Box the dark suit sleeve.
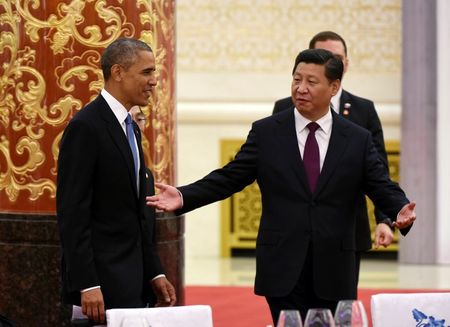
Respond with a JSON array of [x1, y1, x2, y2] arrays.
[[363, 101, 394, 224], [57, 119, 100, 291], [142, 168, 164, 279], [177, 127, 258, 214], [272, 97, 293, 115], [362, 133, 409, 220]]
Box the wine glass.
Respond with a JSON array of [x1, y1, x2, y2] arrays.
[[276, 310, 303, 327], [333, 300, 368, 327], [304, 308, 335, 327]]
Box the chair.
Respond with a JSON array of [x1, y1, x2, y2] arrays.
[[106, 305, 213, 327], [371, 292, 450, 327]]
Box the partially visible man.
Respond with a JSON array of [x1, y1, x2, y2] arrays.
[[147, 49, 416, 323], [57, 38, 176, 324], [130, 106, 147, 132], [274, 31, 408, 280]]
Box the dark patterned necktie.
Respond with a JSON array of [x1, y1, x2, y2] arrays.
[[303, 122, 320, 192]]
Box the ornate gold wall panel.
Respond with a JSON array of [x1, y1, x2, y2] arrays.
[[0, 0, 175, 213], [177, 0, 401, 74], [220, 139, 400, 257]]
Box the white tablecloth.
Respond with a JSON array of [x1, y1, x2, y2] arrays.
[[371, 292, 450, 327], [106, 305, 213, 327]]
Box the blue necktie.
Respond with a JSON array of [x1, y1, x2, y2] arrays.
[[303, 122, 320, 192], [125, 114, 139, 185]]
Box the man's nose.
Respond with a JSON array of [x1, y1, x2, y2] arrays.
[[296, 82, 308, 94], [149, 76, 157, 86]]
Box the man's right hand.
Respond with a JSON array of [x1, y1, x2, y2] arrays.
[[146, 183, 182, 211], [81, 288, 105, 323]]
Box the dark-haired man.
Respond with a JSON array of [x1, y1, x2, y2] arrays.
[[146, 48, 416, 323], [57, 38, 176, 324], [274, 31, 408, 282]]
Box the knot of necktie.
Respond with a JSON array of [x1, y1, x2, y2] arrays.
[[307, 121, 320, 133], [125, 113, 133, 125]]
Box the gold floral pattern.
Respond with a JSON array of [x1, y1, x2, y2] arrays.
[[0, 0, 175, 212]]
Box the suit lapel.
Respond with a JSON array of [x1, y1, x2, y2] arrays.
[[275, 108, 310, 195], [96, 95, 139, 198], [314, 111, 351, 196]]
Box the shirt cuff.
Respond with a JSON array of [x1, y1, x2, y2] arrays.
[[177, 189, 184, 208], [151, 274, 166, 281], [81, 286, 101, 293]]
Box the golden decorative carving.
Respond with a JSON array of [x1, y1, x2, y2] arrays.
[[137, 0, 176, 185], [220, 139, 401, 257], [177, 0, 401, 74], [0, 0, 176, 212]]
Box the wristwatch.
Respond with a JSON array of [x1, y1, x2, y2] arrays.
[[379, 218, 395, 231]]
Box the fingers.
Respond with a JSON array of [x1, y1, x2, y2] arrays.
[[167, 283, 177, 306], [81, 289, 105, 323], [154, 182, 166, 191], [374, 224, 394, 249], [407, 201, 416, 211], [152, 278, 177, 307], [374, 235, 380, 249]]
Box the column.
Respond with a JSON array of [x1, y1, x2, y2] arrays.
[[0, 1, 179, 326], [400, 0, 450, 264]]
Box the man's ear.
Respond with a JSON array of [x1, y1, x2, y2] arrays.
[[110, 64, 122, 82], [343, 57, 349, 74], [331, 79, 341, 96]]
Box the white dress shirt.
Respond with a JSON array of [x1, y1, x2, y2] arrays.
[[101, 89, 141, 189], [331, 86, 343, 113]]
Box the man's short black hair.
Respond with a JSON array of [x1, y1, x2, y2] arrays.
[[309, 31, 348, 56], [292, 48, 343, 82]]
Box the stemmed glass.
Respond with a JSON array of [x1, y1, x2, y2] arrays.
[[333, 300, 368, 327], [276, 310, 303, 327], [304, 308, 335, 327]]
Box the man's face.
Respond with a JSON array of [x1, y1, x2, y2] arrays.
[[116, 50, 157, 109], [130, 106, 146, 132], [291, 62, 340, 121], [314, 39, 348, 74]]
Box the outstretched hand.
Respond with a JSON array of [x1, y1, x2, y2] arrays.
[[394, 202, 416, 229], [146, 183, 182, 212]]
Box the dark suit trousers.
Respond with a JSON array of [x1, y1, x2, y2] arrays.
[[265, 243, 338, 324]]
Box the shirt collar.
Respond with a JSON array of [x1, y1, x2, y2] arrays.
[[331, 86, 343, 113], [294, 107, 333, 136], [101, 89, 129, 124]]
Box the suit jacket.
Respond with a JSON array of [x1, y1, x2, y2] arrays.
[[56, 95, 163, 309], [176, 110, 409, 300], [273, 91, 402, 251]]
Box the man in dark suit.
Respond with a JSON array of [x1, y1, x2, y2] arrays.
[[274, 31, 404, 280], [57, 38, 176, 324], [146, 49, 416, 323]]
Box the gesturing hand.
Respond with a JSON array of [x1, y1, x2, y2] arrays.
[[146, 183, 183, 211], [394, 202, 416, 229]]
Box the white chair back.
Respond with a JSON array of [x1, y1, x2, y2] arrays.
[[106, 305, 213, 327], [371, 292, 450, 327]]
